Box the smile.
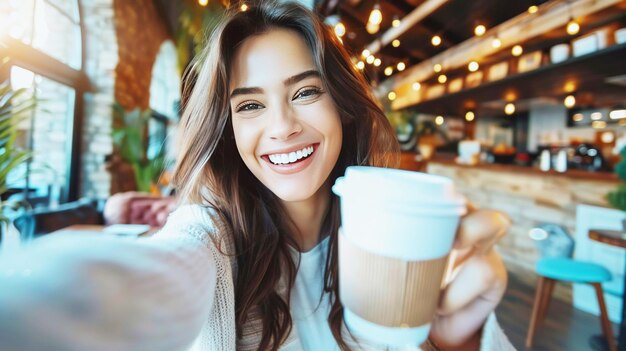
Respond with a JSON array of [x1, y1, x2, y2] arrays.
[[267, 145, 315, 165]]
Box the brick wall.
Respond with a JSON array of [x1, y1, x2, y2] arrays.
[[113, 0, 170, 110]]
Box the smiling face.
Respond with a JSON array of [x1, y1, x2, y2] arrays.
[[229, 28, 343, 203]]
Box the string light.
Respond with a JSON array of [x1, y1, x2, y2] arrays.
[[465, 111, 475, 121], [368, 4, 383, 26], [384, 66, 393, 76], [505, 103, 515, 115], [388, 91, 397, 101], [392, 39, 400, 47], [356, 61, 365, 70], [433, 63, 442, 73], [240, 3, 248, 11], [511, 45, 523, 56], [431, 35, 441, 46], [468, 61, 479, 72], [528, 5, 538, 14], [412, 82, 421, 91], [438, 74, 447, 84], [435, 116, 444, 125], [397, 62, 406, 71], [362, 49, 370, 58], [374, 58, 381, 66], [366, 55, 375, 64], [474, 24, 486, 37], [567, 18, 580, 35], [198, 0, 208, 6], [492, 36, 502, 48], [564, 95, 576, 108], [392, 16, 401, 28], [334, 22, 345, 37]]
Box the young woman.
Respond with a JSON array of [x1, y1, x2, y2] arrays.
[[0, 1, 513, 350]]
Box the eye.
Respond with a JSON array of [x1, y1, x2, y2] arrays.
[[236, 101, 264, 113], [293, 87, 323, 101]]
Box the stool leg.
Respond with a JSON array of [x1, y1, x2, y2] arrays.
[[592, 283, 617, 351], [527, 276, 547, 348], [538, 279, 556, 324]]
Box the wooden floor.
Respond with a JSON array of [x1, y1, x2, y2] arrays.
[[497, 271, 619, 350]]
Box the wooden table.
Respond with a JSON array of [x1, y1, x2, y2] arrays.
[[589, 229, 626, 351], [51, 224, 159, 237]]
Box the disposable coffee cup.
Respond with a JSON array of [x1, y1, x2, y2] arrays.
[[332, 166, 466, 348]]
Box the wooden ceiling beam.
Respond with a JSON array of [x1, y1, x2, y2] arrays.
[[363, 0, 449, 55], [384, 0, 625, 93]]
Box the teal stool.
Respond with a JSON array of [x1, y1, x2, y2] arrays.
[[526, 257, 617, 351]]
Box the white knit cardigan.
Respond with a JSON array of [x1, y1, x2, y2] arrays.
[[0, 204, 515, 351]]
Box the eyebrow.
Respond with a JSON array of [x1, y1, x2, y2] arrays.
[[230, 70, 320, 99]]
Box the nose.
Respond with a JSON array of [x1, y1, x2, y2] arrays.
[[267, 103, 302, 141]]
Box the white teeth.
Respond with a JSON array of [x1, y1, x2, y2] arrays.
[[268, 145, 315, 165]]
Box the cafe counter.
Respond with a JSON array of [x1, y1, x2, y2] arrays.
[[424, 156, 619, 301]]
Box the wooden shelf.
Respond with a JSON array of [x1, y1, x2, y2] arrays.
[[410, 43, 626, 115]]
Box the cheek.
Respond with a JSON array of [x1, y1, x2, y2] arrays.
[[232, 119, 261, 159]]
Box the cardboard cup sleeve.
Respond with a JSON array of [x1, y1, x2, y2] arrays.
[[339, 232, 449, 328]]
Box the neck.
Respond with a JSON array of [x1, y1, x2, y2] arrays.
[[281, 182, 331, 252]]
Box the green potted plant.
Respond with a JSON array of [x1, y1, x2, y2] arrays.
[[0, 77, 34, 243], [112, 102, 169, 193]]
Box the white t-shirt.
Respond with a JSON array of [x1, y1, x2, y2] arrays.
[[290, 236, 339, 350]]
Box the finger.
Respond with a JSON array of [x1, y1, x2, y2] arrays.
[[439, 250, 507, 316], [454, 209, 511, 253]]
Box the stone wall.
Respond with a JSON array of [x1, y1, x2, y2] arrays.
[[427, 161, 617, 302], [113, 0, 170, 110], [80, 0, 118, 199]]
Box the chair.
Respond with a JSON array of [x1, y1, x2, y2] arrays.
[[12, 198, 103, 240], [526, 224, 617, 351]]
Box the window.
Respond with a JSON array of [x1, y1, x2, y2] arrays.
[[1, 0, 85, 205], [2, 0, 82, 69], [8, 67, 75, 207]]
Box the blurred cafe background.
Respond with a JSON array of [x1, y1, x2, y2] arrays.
[[1, 0, 626, 350]]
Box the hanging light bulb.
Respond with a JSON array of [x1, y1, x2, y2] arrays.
[[366, 22, 380, 34], [388, 91, 397, 101], [198, 0, 208, 6], [492, 36, 502, 48], [356, 61, 365, 70], [362, 49, 370, 58], [392, 16, 401, 28], [368, 4, 383, 26], [384, 66, 393, 76], [433, 63, 442, 73], [468, 61, 479, 72], [528, 5, 538, 14], [373, 58, 381, 66], [240, 3, 248, 11], [397, 62, 406, 71], [465, 111, 475, 121], [474, 24, 486, 37], [564, 95, 576, 108], [567, 18, 580, 35], [438, 74, 447, 84], [431, 35, 442, 46], [366, 55, 375, 64], [412, 82, 421, 91], [505, 103, 516, 115], [511, 45, 523, 56], [334, 22, 346, 37], [435, 116, 444, 125], [392, 39, 400, 47]]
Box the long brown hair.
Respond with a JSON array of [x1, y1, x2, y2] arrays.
[[173, 1, 399, 349]]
